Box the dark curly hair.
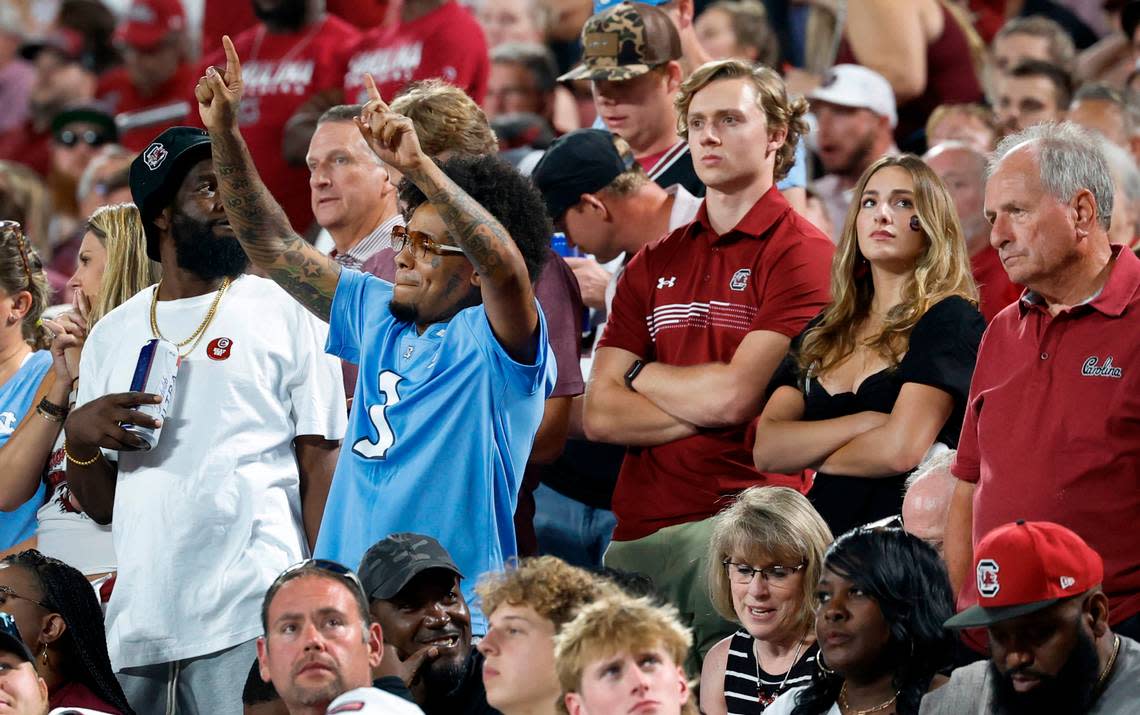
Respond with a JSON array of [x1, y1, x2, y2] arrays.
[[2, 550, 134, 715], [790, 528, 954, 715], [398, 155, 551, 283]]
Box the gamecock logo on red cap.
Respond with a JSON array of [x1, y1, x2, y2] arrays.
[[977, 559, 1000, 598]]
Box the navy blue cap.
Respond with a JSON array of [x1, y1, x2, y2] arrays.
[[531, 129, 636, 220]]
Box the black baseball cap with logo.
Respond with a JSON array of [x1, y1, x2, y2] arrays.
[[358, 533, 463, 601], [532, 128, 637, 221], [129, 126, 213, 261]]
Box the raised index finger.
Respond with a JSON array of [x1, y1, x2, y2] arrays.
[[222, 34, 242, 80], [363, 73, 388, 109]]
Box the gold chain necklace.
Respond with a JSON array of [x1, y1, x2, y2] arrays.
[[1093, 635, 1121, 694], [149, 277, 232, 358], [838, 683, 899, 715]]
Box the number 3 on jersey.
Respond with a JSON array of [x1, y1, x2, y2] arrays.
[[352, 370, 403, 459]]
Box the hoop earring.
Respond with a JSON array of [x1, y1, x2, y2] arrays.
[[817, 650, 835, 677]]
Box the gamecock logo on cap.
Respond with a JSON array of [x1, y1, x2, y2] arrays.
[[977, 559, 1000, 598]]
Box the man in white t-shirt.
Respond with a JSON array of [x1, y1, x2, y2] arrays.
[[64, 126, 346, 715], [257, 561, 424, 715]]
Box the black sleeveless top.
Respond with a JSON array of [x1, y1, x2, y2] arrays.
[[770, 297, 985, 536], [723, 630, 819, 713]]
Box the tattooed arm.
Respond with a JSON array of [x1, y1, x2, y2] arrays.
[[195, 36, 341, 322], [357, 75, 539, 362]]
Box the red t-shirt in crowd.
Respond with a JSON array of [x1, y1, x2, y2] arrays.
[[342, 1, 489, 104], [598, 187, 834, 541], [970, 245, 1020, 323], [98, 63, 198, 151], [199, 15, 360, 234], [952, 245, 1140, 626], [0, 121, 51, 176], [50, 680, 122, 713]]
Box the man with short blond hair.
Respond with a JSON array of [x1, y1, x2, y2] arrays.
[[585, 59, 832, 668]]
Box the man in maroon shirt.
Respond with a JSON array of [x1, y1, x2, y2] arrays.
[[198, 0, 360, 234], [583, 59, 832, 668], [924, 141, 1021, 322], [97, 0, 196, 151], [342, 0, 489, 104], [947, 121, 1140, 645]]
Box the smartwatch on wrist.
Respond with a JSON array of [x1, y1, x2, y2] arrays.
[[624, 359, 646, 391]]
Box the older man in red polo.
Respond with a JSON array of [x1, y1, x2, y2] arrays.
[[946, 122, 1140, 645]]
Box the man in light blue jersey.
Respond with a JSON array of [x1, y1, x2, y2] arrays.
[[196, 38, 556, 633]]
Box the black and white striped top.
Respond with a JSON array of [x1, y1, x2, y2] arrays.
[[723, 630, 819, 714]]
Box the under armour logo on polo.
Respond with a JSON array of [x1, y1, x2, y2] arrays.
[[977, 559, 1000, 598], [1082, 356, 1123, 378], [656, 276, 677, 289], [143, 143, 168, 170]]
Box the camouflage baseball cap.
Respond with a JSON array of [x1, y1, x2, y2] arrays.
[[558, 2, 681, 82]]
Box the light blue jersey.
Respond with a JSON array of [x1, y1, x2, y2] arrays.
[[316, 269, 555, 632], [0, 350, 51, 549]]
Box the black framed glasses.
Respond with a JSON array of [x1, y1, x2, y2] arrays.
[[722, 559, 807, 588], [391, 225, 467, 259], [55, 128, 112, 148], [0, 585, 52, 611]]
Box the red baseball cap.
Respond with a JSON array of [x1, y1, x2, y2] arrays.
[[945, 520, 1104, 629], [117, 0, 186, 51]]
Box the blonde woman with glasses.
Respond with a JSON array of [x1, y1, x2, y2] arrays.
[[702, 487, 834, 714], [0, 205, 160, 584]]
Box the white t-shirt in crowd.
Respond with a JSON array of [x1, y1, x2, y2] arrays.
[[36, 430, 116, 576], [326, 687, 426, 714], [75, 274, 347, 669]]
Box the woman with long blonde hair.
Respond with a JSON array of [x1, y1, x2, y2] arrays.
[[0, 204, 160, 584], [752, 155, 983, 536]]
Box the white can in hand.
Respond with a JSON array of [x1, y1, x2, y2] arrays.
[[122, 339, 181, 451]]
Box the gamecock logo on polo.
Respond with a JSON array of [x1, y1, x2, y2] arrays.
[[1081, 356, 1123, 378], [977, 559, 1000, 598], [143, 143, 168, 170]]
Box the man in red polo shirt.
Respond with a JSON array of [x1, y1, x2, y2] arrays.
[[923, 141, 1021, 322], [198, 0, 360, 234], [342, 0, 489, 104], [583, 58, 832, 667], [98, 0, 196, 151], [947, 121, 1140, 645]]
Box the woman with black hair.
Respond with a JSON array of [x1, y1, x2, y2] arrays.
[[763, 527, 954, 715], [0, 549, 133, 713]]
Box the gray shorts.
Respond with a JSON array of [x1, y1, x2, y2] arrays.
[[116, 638, 259, 715]]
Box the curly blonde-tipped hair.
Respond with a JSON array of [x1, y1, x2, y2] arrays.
[[391, 80, 499, 158], [674, 59, 808, 181], [707, 487, 833, 636], [796, 155, 978, 375], [476, 556, 614, 629], [84, 203, 162, 327], [554, 595, 697, 715]]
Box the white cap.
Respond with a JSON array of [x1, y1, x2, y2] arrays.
[[326, 687, 427, 715], [809, 64, 898, 128]]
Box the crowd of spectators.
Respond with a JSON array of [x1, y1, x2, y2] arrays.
[[0, 0, 1139, 713]]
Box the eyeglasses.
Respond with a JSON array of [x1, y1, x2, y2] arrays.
[[55, 129, 112, 148], [0, 585, 52, 611], [270, 559, 367, 600], [0, 221, 34, 290], [723, 559, 807, 588], [391, 225, 467, 259]]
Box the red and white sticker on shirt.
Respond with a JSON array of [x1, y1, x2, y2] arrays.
[[206, 337, 234, 361]]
